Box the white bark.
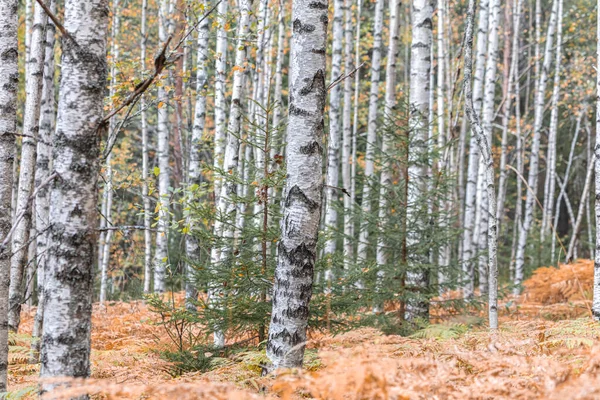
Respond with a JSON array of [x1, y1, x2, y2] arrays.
[[341, 0, 353, 268], [141, 0, 152, 294], [211, 0, 253, 348], [405, 0, 434, 322], [541, 0, 563, 241], [461, 0, 488, 299], [31, 0, 57, 361], [185, 1, 210, 309], [567, 155, 595, 262], [463, 0, 498, 330], [154, 0, 171, 293], [40, 0, 108, 388], [8, 1, 48, 332], [497, 0, 522, 233], [323, 0, 344, 263], [350, 0, 362, 240], [100, 0, 121, 304], [514, 0, 559, 293], [477, 0, 500, 295], [375, 0, 400, 275], [213, 0, 229, 200], [355, 0, 384, 262], [0, 0, 18, 390], [266, 0, 327, 370], [594, 6, 600, 317]]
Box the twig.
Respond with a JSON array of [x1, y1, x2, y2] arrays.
[[323, 184, 350, 197], [97, 225, 158, 232], [327, 62, 365, 91]]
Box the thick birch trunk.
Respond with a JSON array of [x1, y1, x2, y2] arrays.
[[40, 0, 108, 389], [463, 0, 498, 330], [356, 0, 384, 262], [0, 0, 18, 390], [185, 3, 210, 309], [266, 0, 327, 370], [405, 0, 433, 322], [323, 0, 344, 263], [154, 0, 171, 293], [514, 0, 559, 293], [8, 2, 48, 332], [31, 0, 57, 361]]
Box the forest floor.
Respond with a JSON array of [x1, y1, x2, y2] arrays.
[[7, 259, 600, 399]]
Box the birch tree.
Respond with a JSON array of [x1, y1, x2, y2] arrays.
[[100, 0, 121, 304], [514, 0, 559, 292], [594, 0, 600, 317], [323, 0, 344, 264], [211, 0, 253, 347], [266, 0, 327, 369], [141, 0, 153, 294], [405, 0, 434, 322], [461, 0, 488, 299], [541, 0, 563, 242], [154, 0, 172, 293], [32, 0, 57, 360], [213, 0, 229, 200], [463, 0, 498, 330], [341, 0, 354, 267], [40, 0, 108, 388], [356, 0, 384, 262], [185, 0, 210, 308], [376, 0, 400, 275], [0, 0, 18, 390], [476, 0, 500, 295], [8, 1, 48, 331]]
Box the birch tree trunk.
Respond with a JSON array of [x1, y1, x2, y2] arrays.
[[594, 0, 600, 316], [40, 0, 108, 389], [266, 0, 327, 370], [514, 0, 559, 293], [350, 0, 362, 235], [461, 0, 488, 299], [213, 0, 229, 200], [341, 0, 354, 268], [497, 0, 522, 233], [100, 0, 121, 304], [477, 0, 500, 295], [154, 0, 172, 293], [567, 157, 595, 262], [541, 0, 563, 242], [0, 0, 18, 390], [31, 0, 57, 362], [141, 0, 153, 294], [323, 0, 344, 265], [375, 0, 400, 278], [463, 0, 498, 330], [211, 0, 253, 347], [356, 0, 384, 263], [8, 1, 48, 332], [405, 0, 433, 322], [185, 0, 210, 309]]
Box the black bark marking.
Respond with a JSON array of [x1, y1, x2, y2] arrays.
[[285, 185, 319, 210], [289, 104, 311, 117], [293, 19, 315, 34], [308, 1, 327, 9], [417, 18, 433, 30], [299, 141, 322, 155]]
